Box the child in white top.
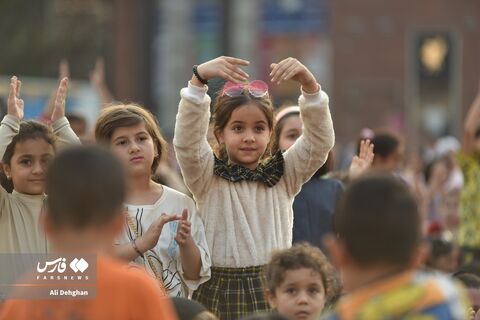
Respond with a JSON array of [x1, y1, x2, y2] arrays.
[[95, 104, 211, 297], [0, 76, 79, 254], [174, 56, 334, 318]]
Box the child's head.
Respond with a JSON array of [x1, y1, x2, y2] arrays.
[[370, 129, 404, 171], [327, 173, 422, 271], [0, 121, 56, 194], [273, 106, 301, 152], [273, 106, 334, 177], [44, 145, 126, 249], [264, 243, 336, 320], [94, 104, 167, 177], [213, 81, 274, 169], [171, 297, 219, 320]]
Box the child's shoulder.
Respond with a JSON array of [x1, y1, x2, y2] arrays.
[[160, 185, 193, 203], [150, 184, 195, 212], [413, 270, 465, 295]]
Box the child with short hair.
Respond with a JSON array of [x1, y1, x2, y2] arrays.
[[95, 104, 211, 297], [0, 146, 177, 319], [322, 173, 468, 319], [0, 76, 79, 253], [263, 243, 338, 320], [174, 56, 334, 318]]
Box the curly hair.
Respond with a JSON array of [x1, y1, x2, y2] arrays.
[[263, 243, 338, 303]]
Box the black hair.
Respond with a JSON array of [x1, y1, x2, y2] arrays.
[[46, 145, 125, 229], [370, 129, 403, 159], [333, 173, 421, 267]]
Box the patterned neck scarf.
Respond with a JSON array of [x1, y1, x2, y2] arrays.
[[213, 150, 284, 187]]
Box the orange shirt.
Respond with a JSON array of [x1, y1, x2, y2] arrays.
[[0, 255, 177, 320]]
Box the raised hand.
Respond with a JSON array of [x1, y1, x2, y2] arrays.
[[269, 57, 318, 93], [175, 209, 193, 246], [349, 139, 375, 179], [51, 77, 69, 123], [89, 57, 106, 88], [137, 214, 180, 253], [59, 59, 70, 80], [7, 76, 24, 120], [194, 56, 250, 85]]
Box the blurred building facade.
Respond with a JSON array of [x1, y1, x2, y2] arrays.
[[331, 0, 480, 149], [2, 0, 479, 147]]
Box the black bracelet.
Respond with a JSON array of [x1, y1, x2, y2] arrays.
[[193, 65, 208, 85]]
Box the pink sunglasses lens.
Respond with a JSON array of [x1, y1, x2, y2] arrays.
[[222, 81, 244, 97], [248, 80, 269, 97], [223, 86, 244, 97]]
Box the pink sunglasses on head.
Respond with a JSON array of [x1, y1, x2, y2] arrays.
[[221, 80, 269, 98]]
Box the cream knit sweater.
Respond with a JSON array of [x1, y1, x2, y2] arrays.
[[174, 82, 334, 267]]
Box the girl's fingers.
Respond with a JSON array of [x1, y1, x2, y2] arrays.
[[176, 231, 188, 239], [270, 57, 295, 78], [8, 78, 16, 102], [181, 225, 191, 234], [223, 65, 248, 82], [270, 58, 295, 81], [180, 220, 191, 228], [360, 140, 367, 159], [224, 63, 249, 80], [16, 80, 22, 98], [270, 62, 284, 82], [54, 78, 69, 113], [223, 56, 250, 66], [58, 78, 69, 100], [368, 145, 375, 164], [362, 140, 371, 159], [59, 59, 70, 79], [282, 65, 302, 82], [181, 208, 189, 221], [269, 63, 277, 75], [219, 69, 242, 83], [178, 221, 191, 232], [159, 214, 180, 226], [180, 230, 190, 238], [358, 141, 364, 158]]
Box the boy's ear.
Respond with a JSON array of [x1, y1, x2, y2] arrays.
[[264, 288, 277, 309], [324, 234, 350, 269]]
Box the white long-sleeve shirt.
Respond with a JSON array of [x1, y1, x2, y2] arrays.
[[174, 82, 335, 267]]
